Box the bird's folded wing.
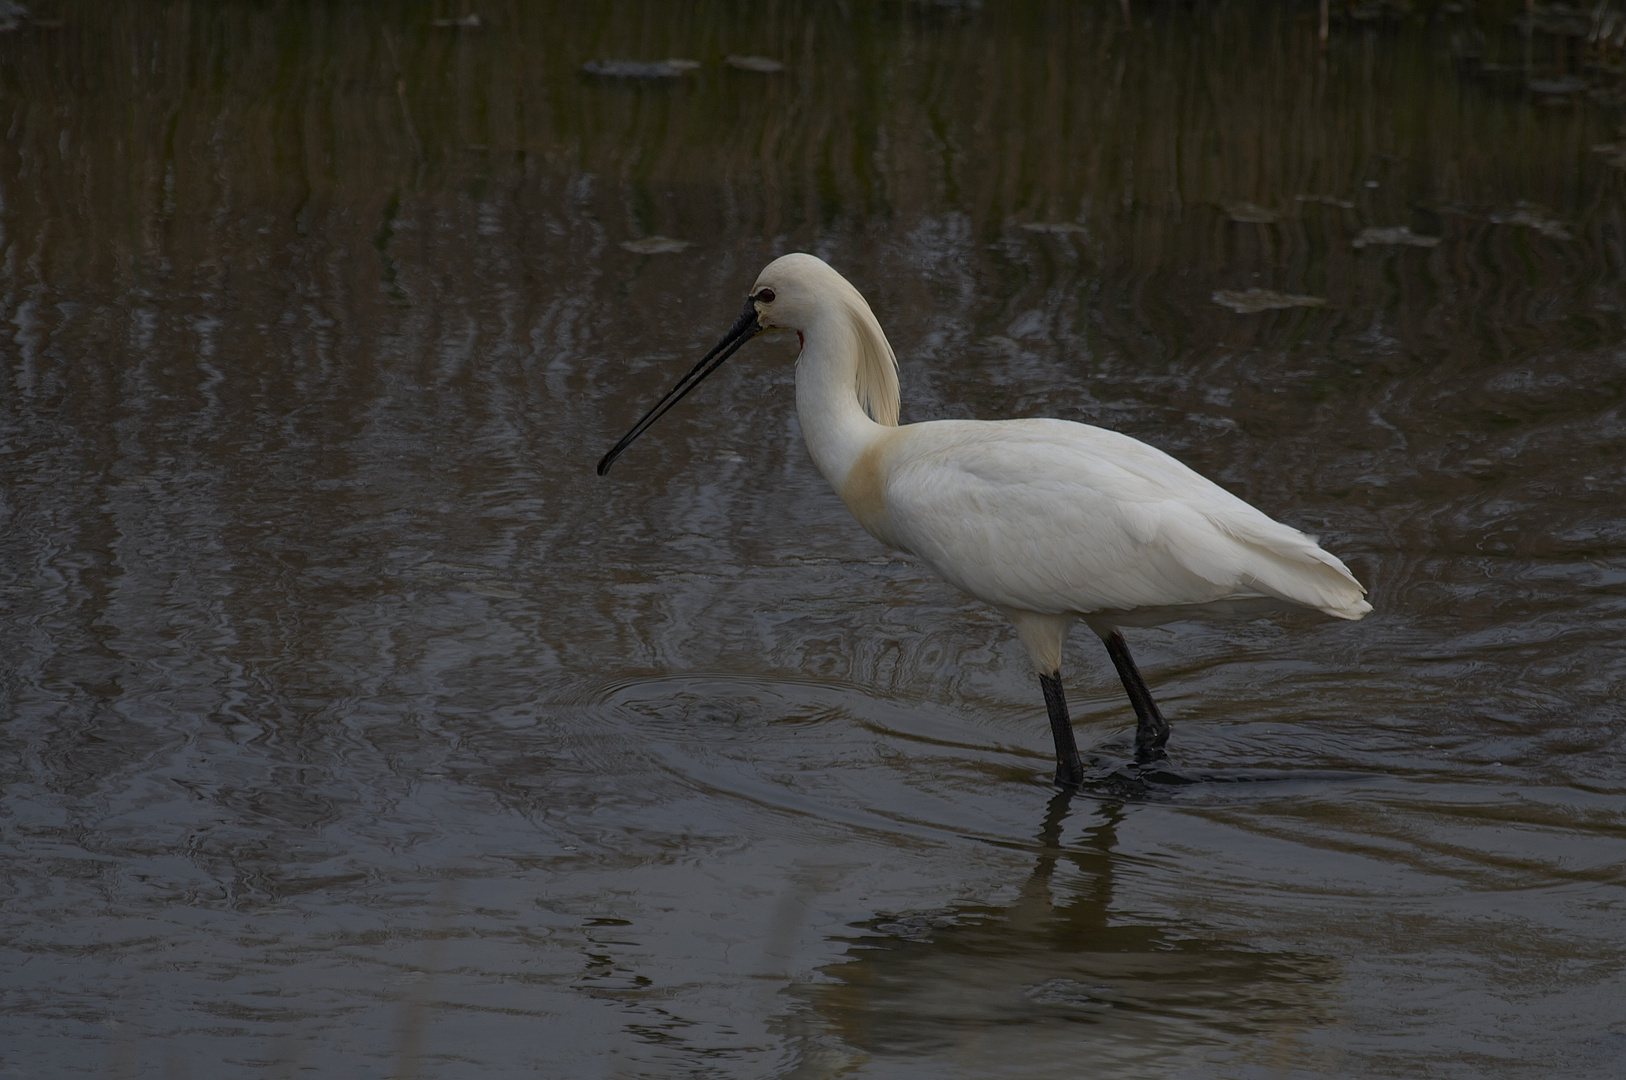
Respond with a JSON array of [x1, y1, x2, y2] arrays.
[[882, 419, 1369, 619]]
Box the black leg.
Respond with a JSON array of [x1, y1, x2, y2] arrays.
[[1039, 671, 1084, 787], [1101, 630, 1170, 763]]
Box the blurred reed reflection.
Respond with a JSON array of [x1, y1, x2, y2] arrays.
[[2, 1, 1624, 1077], [807, 789, 1337, 1076]]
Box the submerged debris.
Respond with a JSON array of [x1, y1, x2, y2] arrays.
[[1295, 193, 1357, 210], [1353, 226, 1440, 249], [725, 55, 785, 73], [1224, 202, 1285, 224], [1511, 4, 1592, 38], [1212, 289, 1327, 314], [431, 13, 482, 28], [0, 1, 27, 32], [1434, 202, 1572, 240], [1019, 221, 1089, 234], [1341, 1, 1409, 23], [1487, 207, 1572, 241], [581, 59, 701, 79], [1529, 75, 1587, 97], [1592, 142, 1626, 168], [620, 236, 692, 255]]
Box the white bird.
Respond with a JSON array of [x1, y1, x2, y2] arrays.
[[599, 254, 1370, 785]]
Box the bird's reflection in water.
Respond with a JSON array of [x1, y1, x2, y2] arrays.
[[792, 791, 1340, 1077]]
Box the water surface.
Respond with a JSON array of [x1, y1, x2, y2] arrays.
[[2, 2, 1625, 1077]]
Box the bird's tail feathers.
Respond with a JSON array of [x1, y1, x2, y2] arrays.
[[1212, 514, 1371, 621]]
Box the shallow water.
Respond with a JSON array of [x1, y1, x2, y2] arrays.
[[2, 2, 1625, 1077]]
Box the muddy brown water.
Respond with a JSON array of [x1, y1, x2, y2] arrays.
[[3, 2, 1625, 1077]]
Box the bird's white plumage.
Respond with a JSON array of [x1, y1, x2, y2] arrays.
[[601, 252, 1370, 773], [741, 252, 1370, 679], [877, 418, 1369, 622]]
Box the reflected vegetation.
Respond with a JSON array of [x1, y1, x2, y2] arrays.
[[2, 1, 1626, 1077], [807, 791, 1338, 1077]]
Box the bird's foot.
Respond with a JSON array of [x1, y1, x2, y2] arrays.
[[1133, 727, 1170, 765], [1132, 742, 1168, 766], [1133, 714, 1170, 764]]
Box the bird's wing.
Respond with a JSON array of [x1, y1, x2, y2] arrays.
[[882, 419, 1370, 620]]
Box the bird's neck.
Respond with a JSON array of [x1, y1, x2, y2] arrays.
[[794, 311, 894, 491]]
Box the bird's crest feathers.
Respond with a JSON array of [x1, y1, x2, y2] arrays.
[[759, 253, 900, 427], [845, 291, 901, 427]]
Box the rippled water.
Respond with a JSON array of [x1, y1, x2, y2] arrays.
[[3, 2, 1625, 1077]]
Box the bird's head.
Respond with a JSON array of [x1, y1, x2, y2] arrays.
[[596, 253, 852, 475], [746, 252, 841, 333]]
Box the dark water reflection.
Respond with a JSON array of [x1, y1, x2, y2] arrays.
[[808, 792, 1342, 1077], [3, 1, 1626, 1076]]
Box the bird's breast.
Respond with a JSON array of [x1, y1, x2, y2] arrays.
[[836, 435, 902, 550]]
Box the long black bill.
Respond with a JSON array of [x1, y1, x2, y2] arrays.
[[596, 296, 763, 476]]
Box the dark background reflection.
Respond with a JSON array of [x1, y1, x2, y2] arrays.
[[2, 3, 1624, 1077]]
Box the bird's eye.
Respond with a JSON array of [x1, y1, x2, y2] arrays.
[[756, 288, 776, 303]]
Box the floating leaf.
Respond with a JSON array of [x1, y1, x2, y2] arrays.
[[1592, 143, 1626, 169], [1295, 193, 1356, 210], [581, 59, 701, 79], [1353, 226, 1440, 249], [1511, 7, 1591, 37], [1224, 201, 1283, 224], [1486, 207, 1572, 240], [1434, 201, 1571, 241], [1212, 289, 1327, 314], [1528, 76, 1587, 96], [725, 55, 785, 73], [620, 236, 691, 255]]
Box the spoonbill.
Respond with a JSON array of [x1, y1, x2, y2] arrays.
[[598, 254, 1370, 786]]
